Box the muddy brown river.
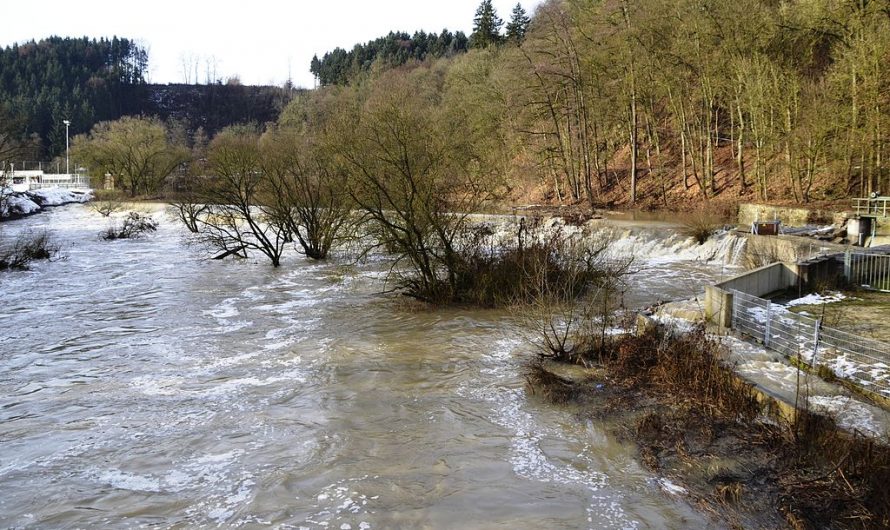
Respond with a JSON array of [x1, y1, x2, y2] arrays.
[[0, 204, 745, 528]]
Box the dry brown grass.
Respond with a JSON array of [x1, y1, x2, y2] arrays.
[[523, 361, 579, 404], [680, 206, 726, 245], [779, 411, 890, 529], [595, 327, 762, 422]]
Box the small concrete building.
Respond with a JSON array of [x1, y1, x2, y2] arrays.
[[851, 195, 890, 247]]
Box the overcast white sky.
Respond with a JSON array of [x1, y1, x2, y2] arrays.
[[2, 0, 541, 88]]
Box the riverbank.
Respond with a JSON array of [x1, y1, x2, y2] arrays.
[[528, 326, 890, 529], [0, 188, 92, 220]]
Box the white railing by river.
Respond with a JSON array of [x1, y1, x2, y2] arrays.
[[852, 197, 889, 217], [27, 174, 91, 190], [3, 170, 91, 191]]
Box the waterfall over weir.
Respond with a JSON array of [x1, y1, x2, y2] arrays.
[[464, 214, 749, 306], [477, 215, 748, 266]]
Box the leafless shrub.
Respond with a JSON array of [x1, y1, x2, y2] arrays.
[[89, 190, 126, 217], [101, 212, 158, 240], [515, 223, 633, 364], [0, 230, 60, 270], [449, 219, 620, 308]]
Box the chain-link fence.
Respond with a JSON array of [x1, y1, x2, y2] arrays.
[[732, 290, 890, 398]]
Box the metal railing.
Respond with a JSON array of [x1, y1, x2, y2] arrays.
[[27, 175, 91, 190], [3, 172, 92, 191], [852, 197, 889, 217], [732, 290, 890, 398], [845, 251, 890, 292]]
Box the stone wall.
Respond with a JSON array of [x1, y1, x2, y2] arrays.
[[736, 232, 846, 267], [737, 203, 847, 227]]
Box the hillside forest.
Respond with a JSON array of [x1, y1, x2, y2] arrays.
[[0, 37, 292, 165], [5, 0, 890, 209]]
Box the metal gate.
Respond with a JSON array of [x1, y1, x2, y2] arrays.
[[845, 252, 890, 292]]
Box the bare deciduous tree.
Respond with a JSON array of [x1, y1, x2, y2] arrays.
[[197, 128, 288, 267], [261, 129, 353, 260], [73, 116, 189, 197]]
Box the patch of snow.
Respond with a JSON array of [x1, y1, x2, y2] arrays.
[[28, 187, 92, 206], [651, 313, 697, 333], [654, 315, 890, 437], [781, 224, 836, 237], [784, 292, 848, 308], [1, 187, 91, 217], [2, 194, 41, 216], [807, 396, 882, 437]]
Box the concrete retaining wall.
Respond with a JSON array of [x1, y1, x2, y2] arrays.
[[704, 262, 800, 328], [717, 261, 800, 294], [738, 203, 846, 227], [737, 232, 847, 267], [704, 252, 848, 328]]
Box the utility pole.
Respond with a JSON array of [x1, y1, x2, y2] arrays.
[[63, 119, 71, 175]]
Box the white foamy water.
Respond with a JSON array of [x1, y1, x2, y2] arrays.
[[719, 336, 890, 437], [0, 204, 735, 528], [476, 215, 746, 307]]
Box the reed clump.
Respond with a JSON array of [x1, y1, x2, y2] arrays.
[[602, 327, 761, 421], [680, 207, 724, 245]]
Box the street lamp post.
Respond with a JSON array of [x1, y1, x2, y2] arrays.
[[63, 120, 70, 176]]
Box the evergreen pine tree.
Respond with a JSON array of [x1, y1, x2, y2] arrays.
[[309, 55, 321, 86], [505, 3, 531, 44], [470, 0, 503, 49]]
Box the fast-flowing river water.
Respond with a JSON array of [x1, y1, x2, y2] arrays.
[[0, 204, 745, 528]]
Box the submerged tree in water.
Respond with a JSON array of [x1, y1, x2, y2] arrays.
[[196, 127, 289, 267], [334, 67, 499, 303], [261, 128, 354, 260]]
